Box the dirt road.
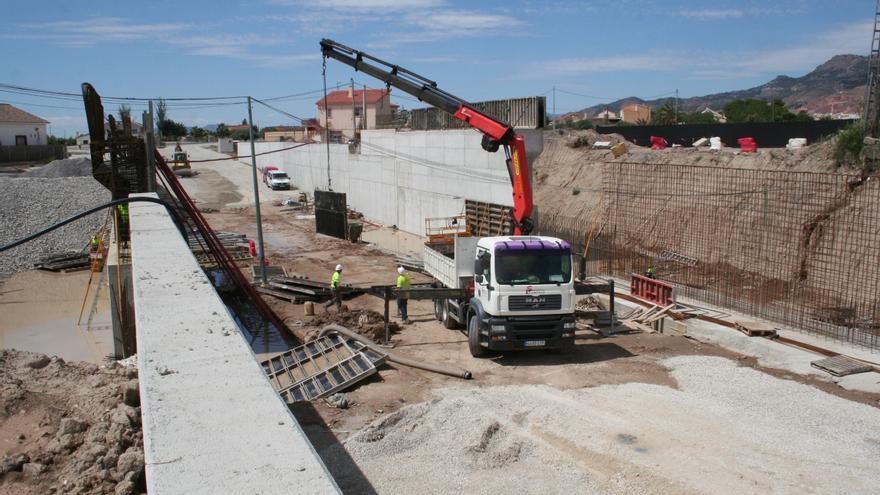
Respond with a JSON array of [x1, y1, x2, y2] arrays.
[[201, 199, 880, 494]]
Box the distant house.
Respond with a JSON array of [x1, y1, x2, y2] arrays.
[[0, 104, 49, 146], [316, 88, 394, 140], [589, 109, 620, 124], [700, 107, 727, 123], [619, 103, 651, 124], [226, 124, 250, 134], [555, 111, 588, 124], [263, 120, 322, 142], [75, 133, 90, 148]]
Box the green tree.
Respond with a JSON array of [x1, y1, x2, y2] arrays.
[[679, 111, 718, 125], [650, 102, 676, 125], [230, 129, 251, 141], [156, 98, 167, 138], [118, 104, 131, 123], [216, 123, 230, 138], [190, 127, 209, 141], [160, 119, 187, 139], [723, 98, 812, 123]]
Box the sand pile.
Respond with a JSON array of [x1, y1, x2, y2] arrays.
[[305, 309, 400, 342]]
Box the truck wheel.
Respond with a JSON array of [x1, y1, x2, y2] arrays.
[[442, 300, 458, 330], [467, 314, 487, 358], [433, 299, 444, 321]]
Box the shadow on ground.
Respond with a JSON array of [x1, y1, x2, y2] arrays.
[[290, 402, 378, 494], [492, 341, 634, 367]]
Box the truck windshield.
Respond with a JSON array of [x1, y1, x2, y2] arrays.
[[271, 172, 288, 179], [495, 251, 571, 285]]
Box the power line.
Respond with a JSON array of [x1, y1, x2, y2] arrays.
[[250, 97, 310, 124]]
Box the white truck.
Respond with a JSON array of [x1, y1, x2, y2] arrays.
[[425, 234, 577, 357]]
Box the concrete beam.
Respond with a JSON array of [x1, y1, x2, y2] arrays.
[[129, 193, 339, 494]]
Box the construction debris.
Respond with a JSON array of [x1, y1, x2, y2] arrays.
[[306, 309, 400, 342], [32, 251, 90, 272]]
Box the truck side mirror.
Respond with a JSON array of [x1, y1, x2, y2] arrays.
[[475, 274, 485, 284], [473, 257, 484, 276]]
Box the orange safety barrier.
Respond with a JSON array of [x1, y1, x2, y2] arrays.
[[630, 274, 674, 306]]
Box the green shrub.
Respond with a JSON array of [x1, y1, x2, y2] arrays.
[[569, 136, 591, 148], [833, 122, 864, 165]]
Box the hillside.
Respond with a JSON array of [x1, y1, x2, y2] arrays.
[[578, 54, 867, 117]]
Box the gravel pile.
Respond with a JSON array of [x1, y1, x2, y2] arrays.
[[326, 356, 880, 494], [0, 177, 110, 278], [23, 157, 93, 178], [0, 349, 144, 495]]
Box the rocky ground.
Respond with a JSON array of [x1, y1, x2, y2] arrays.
[[0, 350, 143, 495], [0, 174, 110, 278]]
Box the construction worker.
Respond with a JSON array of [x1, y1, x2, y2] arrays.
[[116, 203, 129, 241], [329, 264, 343, 311], [396, 266, 411, 324], [645, 266, 656, 279], [174, 142, 183, 152], [90, 235, 99, 252]]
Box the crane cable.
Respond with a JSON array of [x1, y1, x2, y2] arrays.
[[321, 56, 332, 191]]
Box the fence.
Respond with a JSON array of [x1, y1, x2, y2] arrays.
[[538, 161, 880, 350], [597, 120, 855, 148], [0, 144, 68, 163], [411, 96, 546, 130]]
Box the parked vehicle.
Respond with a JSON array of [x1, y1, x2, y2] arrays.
[[424, 233, 576, 357], [261, 166, 279, 185], [323, 41, 578, 357], [265, 170, 291, 190]]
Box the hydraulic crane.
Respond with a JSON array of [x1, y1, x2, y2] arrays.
[[320, 39, 534, 235]]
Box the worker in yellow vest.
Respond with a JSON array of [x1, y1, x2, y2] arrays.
[[329, 264, 343, 311], [396, 266, 411, 324]]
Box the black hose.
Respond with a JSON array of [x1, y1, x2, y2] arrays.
[[0, 197, 184, 253]]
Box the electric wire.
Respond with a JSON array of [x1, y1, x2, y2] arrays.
[[0, 197, 184, 253]]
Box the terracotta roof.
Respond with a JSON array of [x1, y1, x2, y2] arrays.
[[226, 124, 250, 132], [0, 104, 50, 124], [316, 88, 390, 107]]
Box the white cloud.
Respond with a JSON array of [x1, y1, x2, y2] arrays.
[[538, 20, 872, 80], [268, 0, 444, 9], [18, 17, 188, 46], [678, 9, 743, 19]]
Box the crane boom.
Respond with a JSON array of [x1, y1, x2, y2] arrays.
[[320, 39, 534, 235]]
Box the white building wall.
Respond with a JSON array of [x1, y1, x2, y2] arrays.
[[0, 123, 48, 146], [254, 129, 543, 235]]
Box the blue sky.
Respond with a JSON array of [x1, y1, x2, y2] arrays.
[[1, 0, 873, 136]]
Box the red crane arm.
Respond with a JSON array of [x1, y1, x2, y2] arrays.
[[321, 39, 534, 235]]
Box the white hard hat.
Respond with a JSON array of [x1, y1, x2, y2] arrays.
[[397, 266, 405, 274], [335, 264, 343, 271]]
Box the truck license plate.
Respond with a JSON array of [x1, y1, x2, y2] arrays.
[[524, 340, 545, 347]]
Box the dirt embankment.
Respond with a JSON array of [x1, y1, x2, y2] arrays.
[[0, 350, 144, 495], [533, 129, 857, 221]]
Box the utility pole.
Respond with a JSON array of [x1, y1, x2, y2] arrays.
[[362, 84, 367, 131], [143, 101, 157, 192], [350, 78, 357, 141], [552, 86, 556, 131], [674, 89, 679, 124], [247, 97, 268, 284]]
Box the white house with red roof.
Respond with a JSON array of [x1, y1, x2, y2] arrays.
[[316, 87, 395, 140], [0, 104, 49, 146]]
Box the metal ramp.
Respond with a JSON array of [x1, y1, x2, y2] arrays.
[[261, 334, 387, 403]]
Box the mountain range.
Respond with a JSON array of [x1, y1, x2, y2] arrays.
[[575, 54, 868, 118]]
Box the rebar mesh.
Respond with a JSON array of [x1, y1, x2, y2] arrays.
[[539, 161, 880, 350]]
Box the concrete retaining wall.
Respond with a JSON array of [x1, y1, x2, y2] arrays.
[[129, 193, 339, 494], [249, 129, 543, 235]]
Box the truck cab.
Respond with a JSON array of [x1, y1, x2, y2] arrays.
[[265, 170, 291, 190], [469, 236, 576, 355], [425, 233, 576, 357]]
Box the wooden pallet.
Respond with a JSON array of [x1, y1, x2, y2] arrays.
[[734, 320, 777, 337]]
